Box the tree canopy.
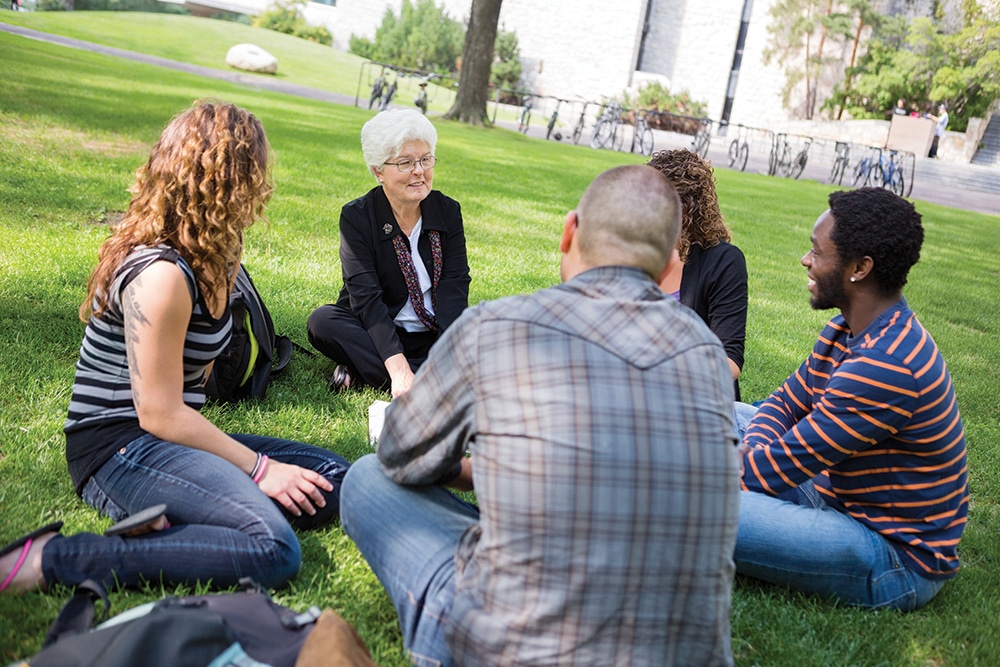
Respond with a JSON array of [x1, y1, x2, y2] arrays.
[[348, 0, 465, 74], [827, 7, 1000, 131]]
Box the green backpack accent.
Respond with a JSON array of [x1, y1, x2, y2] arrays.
[[205, 265, 293, 402]]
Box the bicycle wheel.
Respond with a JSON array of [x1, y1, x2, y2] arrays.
[[790, 152, 807, 180], [695, 133, 709, 158], [869, 163, 884, 188], [638, 126, 654, 156], [830, 158, 844, 185], [889, 169, 904, 196], [589, 118, 611, 149], [572, 117, 585, 145], [851, 160, 868, 187], [737, 143, 749, 172], [779, 148, 793, 177], [519, 110, 530, 134], [728, 140, 739, 168], [768, 145, 779, 176], [612, 123, 625, 152], [546, 114, 557, 140]]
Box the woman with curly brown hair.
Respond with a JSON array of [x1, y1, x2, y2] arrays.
[[647, 148, 748, 399], [1, 102, 349, 596]]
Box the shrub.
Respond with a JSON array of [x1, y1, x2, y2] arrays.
[[253, 1, 332, 46]]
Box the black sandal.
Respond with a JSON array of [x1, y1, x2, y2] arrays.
[[104, 504, 169, 537], [329, 365, 353, 393]]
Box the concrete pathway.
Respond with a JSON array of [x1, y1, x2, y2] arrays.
[[3, 21, 997, 217]]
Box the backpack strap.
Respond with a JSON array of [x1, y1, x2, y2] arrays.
[[273, 335, 294, 375], [41, 579, 110, 648]]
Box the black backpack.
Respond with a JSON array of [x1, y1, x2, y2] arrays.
[[22, 579, 378, 667], [206, 265, 294, 402]]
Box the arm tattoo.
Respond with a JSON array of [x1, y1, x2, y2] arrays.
[[123, 277, 152, 408]]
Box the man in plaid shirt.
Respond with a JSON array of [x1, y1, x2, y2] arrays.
[[342, 165, 740, 666]]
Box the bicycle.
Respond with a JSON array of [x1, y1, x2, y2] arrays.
[[768, 132, 790, 176], [829, 141, 851, 185], [570, 101, 590, 145], [546, 98, 564, 141], [630, 108, 654, 156], [518, 95, 533, 134], [589, 99, 625, 151], [879, 150, 905, 196], [727, 124, 750, 172], [851, 146, 882, 188], [368, 70, 386, 110], [378, 73, 397, 111], [691, 119, 712, 159], [788, 137, 812, 180]]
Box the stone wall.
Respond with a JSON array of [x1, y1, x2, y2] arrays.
[[638, 0, 745, 121]]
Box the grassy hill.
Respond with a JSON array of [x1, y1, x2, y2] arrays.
[[1, 12, 999, 667]]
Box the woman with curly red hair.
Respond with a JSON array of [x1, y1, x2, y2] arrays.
[[1, 101, 349, 595], [647, 148, 748, 400]]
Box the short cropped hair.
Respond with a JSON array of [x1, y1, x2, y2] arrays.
[[361, 109, 437, 176], [576, 165, 681, 278], [828, 188, 923, 294]]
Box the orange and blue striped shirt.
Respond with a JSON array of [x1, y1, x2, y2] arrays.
[[742, 300, 968, 580]]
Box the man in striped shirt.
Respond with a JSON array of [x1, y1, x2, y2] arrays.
[[734, 187, 968, 610]]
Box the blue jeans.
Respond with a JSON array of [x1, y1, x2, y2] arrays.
[[341, 454, 478, 667], [733, 402, 945, 610], [42, 433, 349, 590]]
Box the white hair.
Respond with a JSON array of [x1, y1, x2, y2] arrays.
[[361, 109, 438, 178]]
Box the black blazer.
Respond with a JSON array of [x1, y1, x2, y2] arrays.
[[336, 186, 471, 362]]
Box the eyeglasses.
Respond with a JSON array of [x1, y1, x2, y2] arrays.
[[383, 155, 437, 173]]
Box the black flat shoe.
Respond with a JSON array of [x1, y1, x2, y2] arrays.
[[104, 504, 169, 537], [329, 365, 353, 393]]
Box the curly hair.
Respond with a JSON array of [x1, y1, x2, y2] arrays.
[[646, 148, 730, 262], [81, 101, 273, 321], [828, 188, 923, 295]]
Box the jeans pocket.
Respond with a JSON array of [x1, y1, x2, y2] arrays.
[[869, 545, 917, 611], [81, 476, 127, 522]]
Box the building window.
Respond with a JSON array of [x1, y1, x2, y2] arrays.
[[311, 0, 336, 6]]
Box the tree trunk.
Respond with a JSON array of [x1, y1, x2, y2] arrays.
[[443, 0, 503, 125]]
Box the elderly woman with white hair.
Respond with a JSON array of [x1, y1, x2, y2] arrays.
[[308, 109, 470, 397]]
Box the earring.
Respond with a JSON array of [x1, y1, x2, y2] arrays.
[[850, 277, 856, 282]]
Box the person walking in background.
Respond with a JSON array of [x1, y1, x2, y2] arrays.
[[927, 103, 949, 157], [341, 165, 740, 666], [1, 101, 350, 596], [733, 188, 967, 611]]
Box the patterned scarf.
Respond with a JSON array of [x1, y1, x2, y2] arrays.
[[392, 230, 442, 332]]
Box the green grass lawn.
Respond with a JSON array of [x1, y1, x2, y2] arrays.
[[1, 14, 999, 667]]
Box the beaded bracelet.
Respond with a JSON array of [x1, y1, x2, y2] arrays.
[[249, 452, 263, 479], [252, 455, 270, 485]]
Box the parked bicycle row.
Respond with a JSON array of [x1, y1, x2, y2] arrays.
[[722, 124, 916, 196], [355, 66, 916, 198]]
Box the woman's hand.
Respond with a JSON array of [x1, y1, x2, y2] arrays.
[[384, 353, 415, 398], [736, 442, 751, 476], [256, 460, 334, 517]]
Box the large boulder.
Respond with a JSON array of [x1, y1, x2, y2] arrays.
[[226, 44, 278, 75]]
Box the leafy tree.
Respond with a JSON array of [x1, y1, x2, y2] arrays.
[[349, 0, 464, 74], [444, 0, 503, 125], [827, 7, 1000, 131], [491, 25, 522, 92], [764, 0, 877, 119]]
